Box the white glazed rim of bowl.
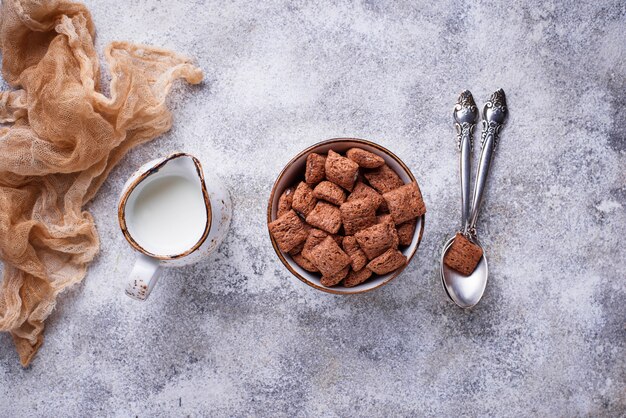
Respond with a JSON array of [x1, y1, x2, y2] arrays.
[[267, 138, 425, 295]]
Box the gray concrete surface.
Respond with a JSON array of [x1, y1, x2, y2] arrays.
[[1, 0, 625, 416]]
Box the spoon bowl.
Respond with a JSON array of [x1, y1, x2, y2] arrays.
[[440, 235, 488, 308]]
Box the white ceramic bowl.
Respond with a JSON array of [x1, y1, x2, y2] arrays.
[[267, 138, 425, 294]]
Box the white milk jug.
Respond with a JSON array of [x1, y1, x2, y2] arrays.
[[118, 152, 232, 300]]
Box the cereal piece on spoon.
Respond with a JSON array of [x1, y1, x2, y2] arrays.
[[346, 148, 385, 168], [313, 181, 346, 206], [277, 187, 294, 218], [367, 248, 407, 275], [342, 236, 368, 271], [292, 182, 317, 216], [363, 164, 404, 194], [306, 201, 342, 234], [383, 181, 426, 225], [305, 153, 326, 185], [339, 198, 377, 235], [343, 268, 373, 287], [268, 210, 310, 253], [325, 150, 359, 191], [307, 236, 351, 277], [443, 233, 483, 276]]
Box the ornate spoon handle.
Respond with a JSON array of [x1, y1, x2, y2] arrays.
[[453, 90, 478, 234], [468, 89, 508, 236]]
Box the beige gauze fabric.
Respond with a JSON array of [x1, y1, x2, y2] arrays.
[[0, 0, 203, 366]]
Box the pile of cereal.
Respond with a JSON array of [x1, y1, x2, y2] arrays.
[[269, 147, 426, 288]]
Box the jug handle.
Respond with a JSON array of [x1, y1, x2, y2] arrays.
[[125, 254, 160, 301]]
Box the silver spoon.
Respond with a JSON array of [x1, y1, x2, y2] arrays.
[[441, 89, 508, 308], [439, 90, 478, 304]]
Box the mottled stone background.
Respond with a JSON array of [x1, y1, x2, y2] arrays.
[[1, 0, 625, 416]]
